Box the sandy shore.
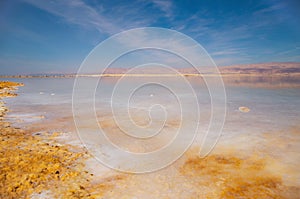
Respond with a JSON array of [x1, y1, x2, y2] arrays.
[[1, 81, 299, 198]]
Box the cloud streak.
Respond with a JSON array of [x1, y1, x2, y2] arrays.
[[22, 0, 124, 34], [21, 0, 172, 35], [149, 0, 174, 18]]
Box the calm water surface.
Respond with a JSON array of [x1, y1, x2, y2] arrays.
[[2, 77, 300, 186]]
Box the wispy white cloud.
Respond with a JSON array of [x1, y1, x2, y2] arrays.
[[275, 48, 300, 56], [84, 27, 219, 71], [254, 1, 286, 15], [22, 0, 146, 35], [22, 0, 176, 36], [177, 2, 294, 65], [211, 48, 248, 56], [172, 14, 214, 39], [165, 9, 256, 65], [213, 56, 253, 66], [252, 2, 289, 26], [11, 0, 300, 69], [21, 0, 110, 33], [149, 0, 174, 18]]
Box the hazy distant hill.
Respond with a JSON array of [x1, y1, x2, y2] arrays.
[[103, 62, 300, 75], [219, 62, 300, 74], [1, 62, 300, 78]]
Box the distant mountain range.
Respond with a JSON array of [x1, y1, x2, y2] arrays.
[[101, 62, 300, 75], [1, 62, 300, 77], [218, 62, 300, 74]]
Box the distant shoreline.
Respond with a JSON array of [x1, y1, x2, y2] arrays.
[[1, 73, 300, 78], [1, 62, 300, 78]]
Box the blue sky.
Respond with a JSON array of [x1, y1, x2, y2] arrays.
[[0, 0, 300, 75]]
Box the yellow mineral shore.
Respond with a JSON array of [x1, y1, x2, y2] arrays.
[[0, 81, 126, 198], [0, 81, 24, 98]]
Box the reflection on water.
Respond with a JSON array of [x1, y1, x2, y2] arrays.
[[222, 75, 300, 88]]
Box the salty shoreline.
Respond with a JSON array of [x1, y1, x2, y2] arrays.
[[1, 80, 300, 198], [0, 81, 126, 198]]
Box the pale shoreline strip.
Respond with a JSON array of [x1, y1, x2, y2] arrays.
[[1, 73, 300, 78]]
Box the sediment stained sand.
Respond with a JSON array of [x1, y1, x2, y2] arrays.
[[0, 82, 126, 198], [96, 146, 299, 198], [0, 81, 24, 98], [180, 152, 299, 198]]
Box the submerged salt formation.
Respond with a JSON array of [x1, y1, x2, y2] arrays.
[[181, 153, 284, 198], [239, 106, 250, 113]]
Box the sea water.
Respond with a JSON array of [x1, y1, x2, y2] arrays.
[[3, 77, 300, 134], [2, 76, 300, 188]]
